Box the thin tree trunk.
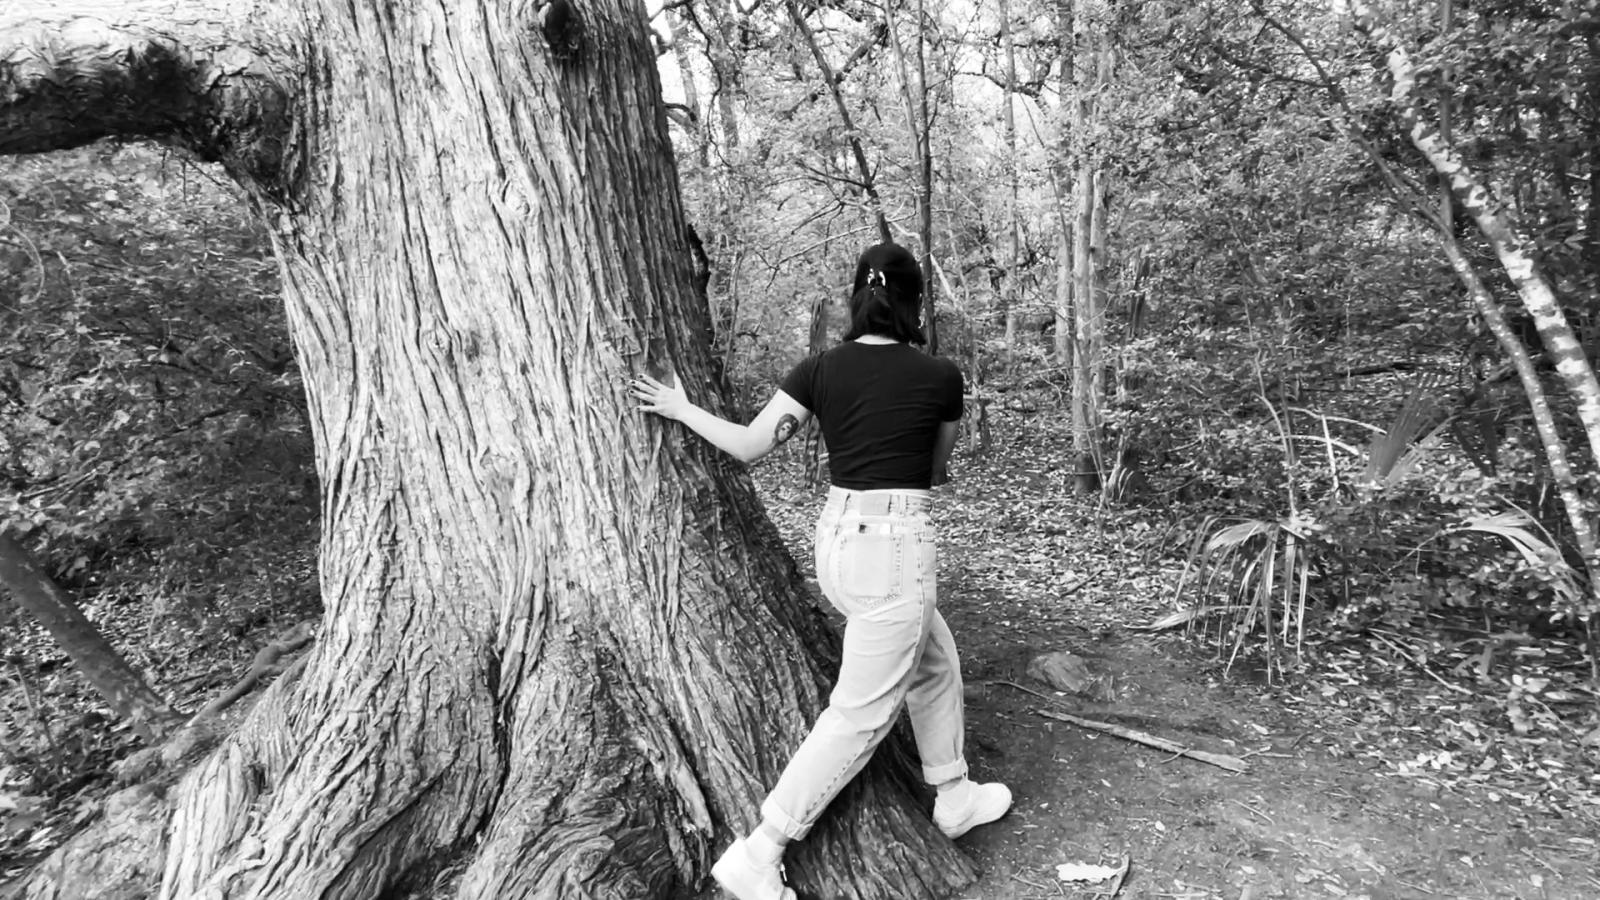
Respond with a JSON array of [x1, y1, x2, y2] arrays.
[[1343, 0, 1600, 632], [883, 0, 939, 352], [806, 243, 833, 486], [1065, 3, 1105, 492], [1071, 164, 1102, 492], [1586, 34, 1600, 284], [1439, 0, 1453, 234], [1354, 2, 1600, 483], [0, 532, 180, 740], [668, 11, 708, 170], [1434, 236, 1600, 591], [1056, 227, 1073, 365], [1, 2, 975, 897], [698, 0, 743, 152], [1090, 155, 1109, 420], [915, 0, 937, 353], [1000, 0, 1020, 368], [1053, 0, 1074, 367]]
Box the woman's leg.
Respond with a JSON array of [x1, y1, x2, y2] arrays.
[[714, 583, 925, 900], [715, 499, 928, 899], [905, 609, 967, 785], [904, 575, 1012, 838], [758, 599, 928, 839]]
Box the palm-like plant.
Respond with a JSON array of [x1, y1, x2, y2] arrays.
[[1164, 378, 1455, 681], [1170, 512, 1316, 682]]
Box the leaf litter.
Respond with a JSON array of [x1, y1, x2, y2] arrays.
[[755, 403, 1599, 898]]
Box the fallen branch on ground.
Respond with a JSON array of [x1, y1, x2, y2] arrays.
[[994, 680, 1250, 774], [187, 621, 315, 725], [114, 622, 318, 784]]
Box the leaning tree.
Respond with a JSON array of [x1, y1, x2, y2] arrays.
[[0, 1, 975, 896]]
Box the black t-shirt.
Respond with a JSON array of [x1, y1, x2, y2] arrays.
[[780, 341, 964, 490]]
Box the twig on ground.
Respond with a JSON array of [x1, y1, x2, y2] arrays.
[[1519, 847, 1558, 874], [1239, 746, 1293, 760], [994, 680, 1251, 773], [1037, 708, 1248, 772], [1009, 871, 1049, 892], [1230, 799, 1273, 824], [1369, 631, 1474, 696], [1307, 838, 1386, 875]]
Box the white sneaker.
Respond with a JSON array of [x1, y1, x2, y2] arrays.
[[934, 781, 1013, 839], [711, 838, 796, 900]]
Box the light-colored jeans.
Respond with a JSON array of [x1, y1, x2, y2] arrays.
[[760, 486, 969, 840]]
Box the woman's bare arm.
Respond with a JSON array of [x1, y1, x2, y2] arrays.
[[632, 374, 812, 463]]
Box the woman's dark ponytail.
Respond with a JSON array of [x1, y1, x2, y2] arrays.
[[842, 243, 926, 344]]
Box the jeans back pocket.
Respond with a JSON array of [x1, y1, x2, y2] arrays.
[[832, 529, 906, 611]]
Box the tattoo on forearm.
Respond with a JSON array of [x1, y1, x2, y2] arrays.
[[774, 413, 799, 445]]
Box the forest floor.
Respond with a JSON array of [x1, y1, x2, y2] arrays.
[[755, 408, 1600, 900], [4, 404, 1600, 898]]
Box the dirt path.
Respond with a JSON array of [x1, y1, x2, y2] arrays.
[[753, 430, 1600, 900], [950, 629, 1599, 899]]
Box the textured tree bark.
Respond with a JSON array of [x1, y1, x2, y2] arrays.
[[2, 1, 977, 897], [0, 532, 180, 740]]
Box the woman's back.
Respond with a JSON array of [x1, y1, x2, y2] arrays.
[[781, 341, 963, 490]]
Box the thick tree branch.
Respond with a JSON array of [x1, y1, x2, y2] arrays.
[[0, 0, 303, 197]]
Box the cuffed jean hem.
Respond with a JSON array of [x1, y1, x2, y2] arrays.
[[922, 758, 969, 785], [759, 796, 815, 841]]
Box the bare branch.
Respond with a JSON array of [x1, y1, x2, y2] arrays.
[[0, 0, 303, 196], [784, 0, 891, 241], [795, 157, 866, 189]]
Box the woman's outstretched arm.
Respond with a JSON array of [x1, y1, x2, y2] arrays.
[[632, 373, 812, 464]]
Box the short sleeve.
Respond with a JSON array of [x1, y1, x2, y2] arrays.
[[780, 355, 820, 412], [939, 361, 964, 421]]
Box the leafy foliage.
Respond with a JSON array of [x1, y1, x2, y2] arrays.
[[2, 0, 1598, 882], [1, 145, 318, 859]]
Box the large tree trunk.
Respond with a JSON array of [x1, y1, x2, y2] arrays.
[[0, 532, 180, 740], [0, 2, 975, 897]]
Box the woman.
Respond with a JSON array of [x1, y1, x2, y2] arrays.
[[632, 242, 1010, 900]]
